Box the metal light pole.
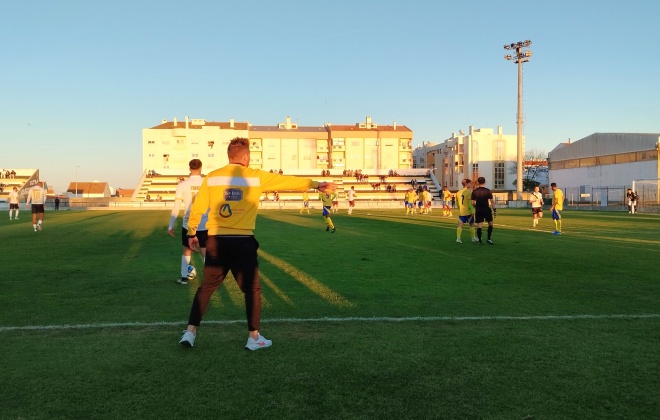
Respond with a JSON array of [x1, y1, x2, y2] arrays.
[[75, 165, 80, 198], [504, 40, 532, 199]]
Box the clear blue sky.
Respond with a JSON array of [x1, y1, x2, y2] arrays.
[[2, 0, 658, 194]]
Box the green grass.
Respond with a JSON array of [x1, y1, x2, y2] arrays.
[[1, 208, 659, 419]]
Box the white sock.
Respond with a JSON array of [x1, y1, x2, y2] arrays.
[[181, 255, 191, 278], [38, 220, 42, 225]]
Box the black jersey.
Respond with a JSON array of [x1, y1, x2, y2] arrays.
[[471, 186, 493, 209]]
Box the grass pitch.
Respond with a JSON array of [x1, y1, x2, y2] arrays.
[[1, 208, 659, 419]]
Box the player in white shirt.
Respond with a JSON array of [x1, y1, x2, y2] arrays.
[[529, 185, 544, 227], [346, 186, 356, 214], [168, 159, 209, 285], [26, 181, 46, 231], [8, 187, 20, 220]]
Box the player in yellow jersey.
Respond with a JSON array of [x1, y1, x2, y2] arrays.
[[551, 182, 564, 235], [422, 186, 432, 214], [404, 188, 417, 215], [300, 190, 310, 214], [442, 186, 453, 217], [319, 189, 337, 232], [456, 179, 478, 243], [180, 137, 336, 350]]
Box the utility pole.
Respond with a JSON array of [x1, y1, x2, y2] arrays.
[[504, 40, 532, 199]]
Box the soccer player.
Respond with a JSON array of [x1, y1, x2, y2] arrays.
[[168, 159, 209, 285], [404, 187, 417, 215], [471, 176, 495, 245], [25, 181, 46, 232], [179, 137, 336, 350], [422, 186, 432, 214], [346, 186, 356, 214], [550, 182, 564, 235], [319, 189, 337, 232], [442, 186, 453, 217], [8, 186, 19, 220], [456, 179, 477, 243], [300, 190, 311, 214], [331, 191, 339, 213], [529, 185, 544, 227]]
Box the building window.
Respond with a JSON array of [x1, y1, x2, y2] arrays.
[[208, 154, 214, 158], [472, 163, 479, 180], [494, 162, 505, 189], [192, 153, 198, 158], [147, 140, 155, 144], [148, 153, 155, 158]]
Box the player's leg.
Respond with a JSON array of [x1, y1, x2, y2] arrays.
[[181, 235, 228, 346], [31, 206, 38, 231]]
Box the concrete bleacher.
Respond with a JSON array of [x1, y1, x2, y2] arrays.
[[0, 169, 36, 202], [133, 169, 437, 205]]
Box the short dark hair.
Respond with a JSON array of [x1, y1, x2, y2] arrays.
[[228, 137, 250, 159], [464, 179, 471, 184], [550, 182, 557, 187], [189, 159, 202, 170], [477, 177, 485, 184]]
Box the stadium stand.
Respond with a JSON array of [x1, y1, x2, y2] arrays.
[[133, 170, 439, 206]]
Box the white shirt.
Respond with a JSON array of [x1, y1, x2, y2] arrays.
[[346, 189, 356, 201], [8, 190, 19, 204], [530, 191, 543, 208], [26, 186, 46, 205], [169, 174, 208, 231]]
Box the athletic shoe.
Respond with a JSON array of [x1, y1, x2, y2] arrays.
[[331, 228, 336, 233], [477, 240, 482, 245], [325, 226, 329, 232], [37, 224, 42, 231], [456, 238, 462, 243], [487, 239, 494, 245], [553, 230, 560, 235], [177, 277, 188, 285], [471, 237, 479, 242], [180, 331, 196, 347], [245, 334, 272, 351]]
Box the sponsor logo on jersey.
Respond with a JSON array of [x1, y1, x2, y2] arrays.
[[224, 188, 243, 201]]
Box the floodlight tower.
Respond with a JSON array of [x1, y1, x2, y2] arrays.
[[504, 40, 532, 200]]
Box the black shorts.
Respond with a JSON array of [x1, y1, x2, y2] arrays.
[[532, 207, 543, 215], [182, 227, 208, 248], [475, 208, 493, 223], [31, 204, 45, 214], [10, 203, 19, 210]]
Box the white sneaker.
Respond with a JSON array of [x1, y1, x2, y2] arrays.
[[471, 237, 479, 242], [456, 238, 462, 243], [245, 334, 272, 351], [179, 331, 196, 347], [37, 224, 42, 231]]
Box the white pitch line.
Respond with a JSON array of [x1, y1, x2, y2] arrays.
[[1, 314, 658, 333]]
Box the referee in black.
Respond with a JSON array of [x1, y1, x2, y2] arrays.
[[471, 176, 495, 245]]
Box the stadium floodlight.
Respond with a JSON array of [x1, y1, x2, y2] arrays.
[[503, 39, 532, 200]]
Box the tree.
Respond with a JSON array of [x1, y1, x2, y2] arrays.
[[509, 148, 547, 191]]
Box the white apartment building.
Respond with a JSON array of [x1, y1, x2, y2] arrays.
[[142, 116, 413, 175], [414, 126, 521, 192]]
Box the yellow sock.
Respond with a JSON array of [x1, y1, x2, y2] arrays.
[[469, 227, 476, 238], [457, 227, 462, 239], [557, 219, 562, 232]]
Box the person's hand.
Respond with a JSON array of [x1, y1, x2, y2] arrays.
[[318, 182, 337, 192], [168, 228, 175, 237], [188, 236, 200, 252]]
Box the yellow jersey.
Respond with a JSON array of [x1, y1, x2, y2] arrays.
[[553, 189, 564, 211], [188, 164, 318, 236]]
